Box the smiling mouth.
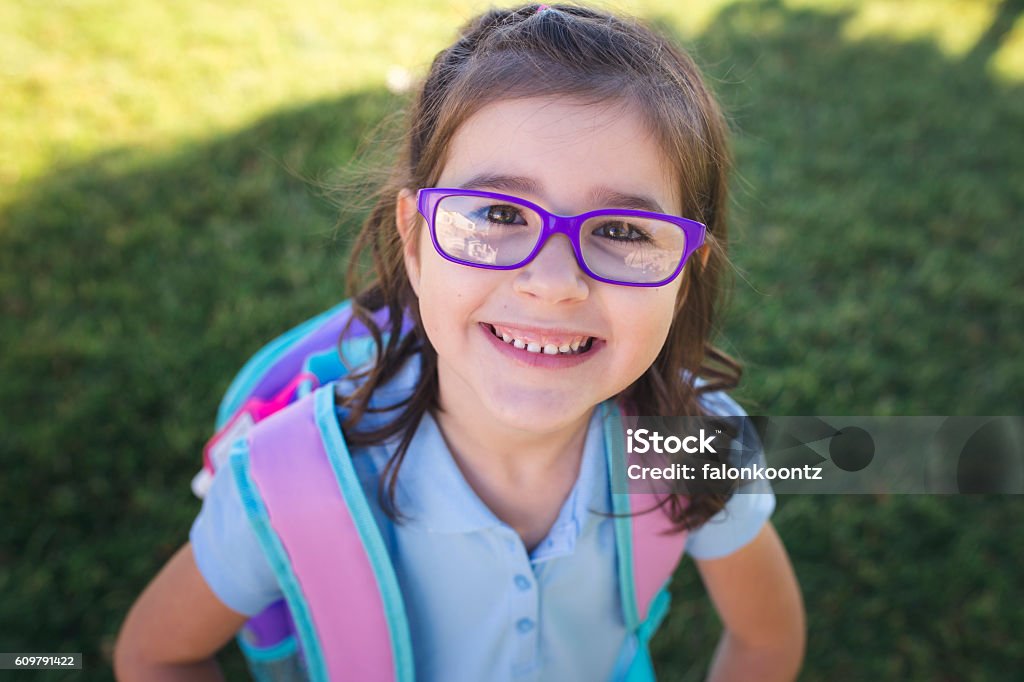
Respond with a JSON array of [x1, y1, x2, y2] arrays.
[[485, 323, 596, 356]]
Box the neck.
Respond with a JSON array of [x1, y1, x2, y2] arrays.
[[433, 399, 593, 484], [430, 370, 598, 546]]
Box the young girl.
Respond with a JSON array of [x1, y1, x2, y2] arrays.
[[115, 4, 804, 681]]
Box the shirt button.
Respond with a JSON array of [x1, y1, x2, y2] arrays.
[[514, 574, 531, 591], [516, 618, 535, 634]]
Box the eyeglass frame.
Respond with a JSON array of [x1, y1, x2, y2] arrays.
[[416, 187, 707, 288]]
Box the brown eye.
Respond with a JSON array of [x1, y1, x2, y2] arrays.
[[486, 205, 523, 225], [594, 221, 648, 242]]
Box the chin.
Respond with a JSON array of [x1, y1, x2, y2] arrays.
[[482, 386, 597, 435]]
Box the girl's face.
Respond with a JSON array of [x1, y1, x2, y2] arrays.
[[399, 96, 686, 436]]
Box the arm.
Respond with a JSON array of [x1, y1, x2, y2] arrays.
[[114, 543, 250, 681], [694, 522, 805, 682]]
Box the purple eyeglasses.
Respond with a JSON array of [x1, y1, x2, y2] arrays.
[[416, 188, 706, 287]]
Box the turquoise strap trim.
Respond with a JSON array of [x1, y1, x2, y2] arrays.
[[615, 587, 672, 682], [304, 334, 383, 384], [622, 639, 657, 682], [338, 334, 384, 373], [621, 587, 671, 682], [304, 349, 344, 386], [236, 632, 299, 661], [602, 401, 640, 632], [231, 447, 330, 682], [296, 331, 386, 401], [603, 402, 675, 681], [217, 299, 352, 428], [637, 585, 672, 643], [314, 386, 415, 682]]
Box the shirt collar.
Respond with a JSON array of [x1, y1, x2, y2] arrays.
[[395, 400, 610, 556], [528, 409, 607, 561], [350, 353, 501, 533], [394, 413, 506, 533]]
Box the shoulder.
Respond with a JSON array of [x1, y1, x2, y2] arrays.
[[189, 443, 281, 616], [334, 349, 424, 433], [694, 377, 748, 418]]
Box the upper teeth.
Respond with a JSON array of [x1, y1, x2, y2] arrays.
[[492, 326, 591, 355]]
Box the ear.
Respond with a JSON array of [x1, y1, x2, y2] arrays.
[[396, 188, 422, 297], [697, 243, 711, 269], [677, 245, 711, 306]]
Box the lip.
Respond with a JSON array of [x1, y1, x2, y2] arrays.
[[485, 321, 602, 343], [479, 322, 603, 369]]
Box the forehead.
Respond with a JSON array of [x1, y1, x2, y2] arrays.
[[436, 96, 680, 215]]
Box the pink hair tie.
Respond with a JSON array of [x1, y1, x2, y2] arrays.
[[536, 4, 551, 12]]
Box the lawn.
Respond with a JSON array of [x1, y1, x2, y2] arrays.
[[2, 0, 1023, 680]]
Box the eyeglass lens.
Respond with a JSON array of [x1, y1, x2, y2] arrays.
[[433, 194, 687, 284]]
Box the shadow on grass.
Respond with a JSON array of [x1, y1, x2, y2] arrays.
[[966, 0, 1024, 67], [0, 2, 1022, 680], [0, 87, 403, 679]]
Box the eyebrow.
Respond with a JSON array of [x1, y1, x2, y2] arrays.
[[458, 173, 669, 214]]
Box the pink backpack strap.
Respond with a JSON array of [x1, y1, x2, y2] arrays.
[[629, 493, 688, 624], [235, 385, 413, 682], [600, 402, 688, 628]]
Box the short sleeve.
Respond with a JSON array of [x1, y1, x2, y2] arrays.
[[189, 450, 282, 617], [685, 389, 776, 560]]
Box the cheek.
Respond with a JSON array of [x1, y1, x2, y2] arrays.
[[415, 249, 478, 333], [616, 289, 679, 355]]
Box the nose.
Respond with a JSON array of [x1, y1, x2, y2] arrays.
[[512, 233, 589, 302]]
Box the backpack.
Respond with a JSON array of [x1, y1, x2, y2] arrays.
[[194, 299, 687, 681]]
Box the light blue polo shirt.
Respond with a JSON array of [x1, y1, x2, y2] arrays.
[[190, 356, 774, 681]]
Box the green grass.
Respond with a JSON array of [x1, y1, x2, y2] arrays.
[[2, 1, 1023, 680]]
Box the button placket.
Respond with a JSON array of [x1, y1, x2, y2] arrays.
[[504, 531, 540, 677]]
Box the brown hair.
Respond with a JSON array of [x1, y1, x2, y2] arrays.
[[339, 3, 741, 531]]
